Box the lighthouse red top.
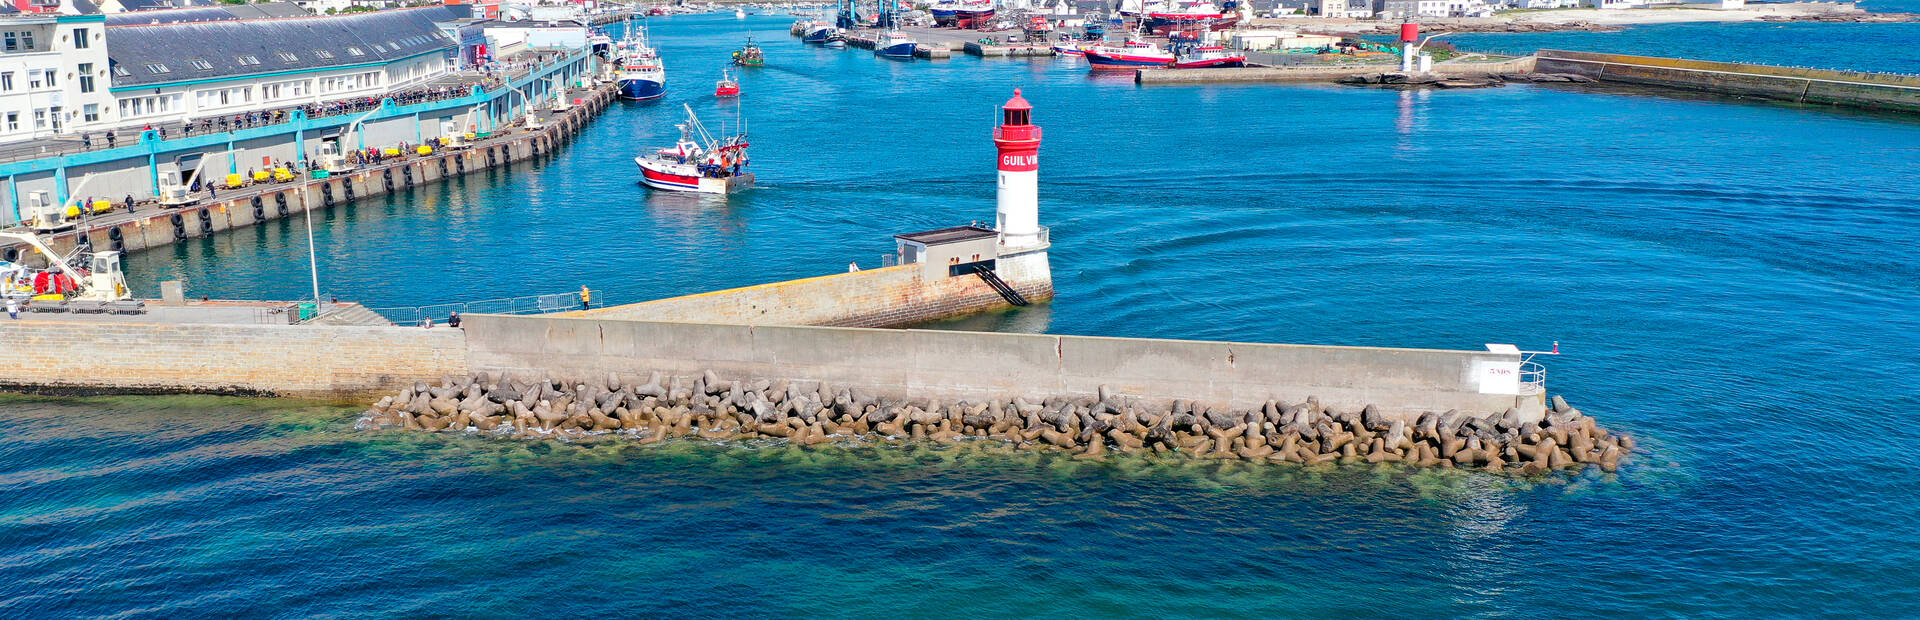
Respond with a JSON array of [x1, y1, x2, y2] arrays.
[[994, 88, 1041, 172]]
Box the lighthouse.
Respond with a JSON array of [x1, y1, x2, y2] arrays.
[[993, 88, 1043, 250], [889, 88, 1054, 311]]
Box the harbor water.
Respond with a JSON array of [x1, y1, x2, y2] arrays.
[[7, 13, 1920, 617]]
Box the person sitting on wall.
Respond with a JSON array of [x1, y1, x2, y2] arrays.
[[448, 311, 462, 328]]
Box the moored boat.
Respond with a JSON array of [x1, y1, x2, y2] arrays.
[[876, 30, 917, 58], [634, 104, 753, 195], [1082, 40, 1174, 70], [802, 22, 834, 43], [615, 21, 667, 100], [1170, 45, 1244, 68]]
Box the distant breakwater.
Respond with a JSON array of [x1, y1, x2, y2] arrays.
[[359, 370, 1633, 474]]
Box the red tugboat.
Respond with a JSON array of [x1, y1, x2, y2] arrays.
[[634, 104, 753, 194], [715, 69, 740, 97]]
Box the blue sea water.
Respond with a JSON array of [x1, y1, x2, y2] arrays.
[[7, 14, 1920, 617]]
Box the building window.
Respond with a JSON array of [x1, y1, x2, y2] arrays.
[[4, 32, 15, 52], [43, 71, 52, 88], [83, 103, 97, 123], [0, 72, 10, 91], [48, 106, 61, 132], [77, 63, 91, 93], [345, 46, 364, 56], [20, 31, 32, 51], [72, 27, 87, 49], [112, 65, 129, 77], [4, 112, 14, 132], [190, 58, 211, 70], [28, 71, 40, 89], [313, 49, 334, 59], [237, 55, 260, 66], [144, 63, 169, 74], [276, 52, 297, 62], [32, 109, 44, 130]]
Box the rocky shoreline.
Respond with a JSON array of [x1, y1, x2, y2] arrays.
[[358, 371, 1634, 474]]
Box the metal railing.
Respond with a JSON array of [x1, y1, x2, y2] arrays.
[[1519, 360, 1547, 393], [998, 225, 1050, 252], [368, 290, 592, 325]]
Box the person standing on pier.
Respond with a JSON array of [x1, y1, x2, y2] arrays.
[[6, 297, 18, 320], [580, 286, 592, 310], [123, 194, 134, 213]]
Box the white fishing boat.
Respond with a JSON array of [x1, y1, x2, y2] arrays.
[[634, 104, 754, 194]]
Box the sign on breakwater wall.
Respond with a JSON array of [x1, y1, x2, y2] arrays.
[[568, 263, 1054, 329], [0, 320, 468, 399], [460, 314, 1534, 418], [1535, 49, 1920, 113]]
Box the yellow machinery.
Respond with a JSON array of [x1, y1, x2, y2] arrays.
[[272, 167, 297, 182], [225, 173, 245, 189], [381, 147, 401, 157], [0, 231, 132, 301], [415, 145, 433, 155]]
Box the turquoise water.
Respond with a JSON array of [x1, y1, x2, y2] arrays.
[[10, 14, 1920, 617]]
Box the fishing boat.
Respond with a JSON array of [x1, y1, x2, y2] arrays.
[[588, 29, 613, 57], [876, 29, 917, 58], [1050, 41, 1089, 56], [634, 104, 753, 194], [715, 69, 740, 97], [801, 21, 835, 43], [735, 7, 747, 18], [616, 21, 667, 100], [930, 0, 959, 25], [733, 36, 766, 66], [824, 31, 848, 48], [1170, 45, 1244, 68], [954, 0, 994, 28], [1082, 39, 1174, 70]]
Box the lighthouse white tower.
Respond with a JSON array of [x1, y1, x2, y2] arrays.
[[990, 88, 1053, 299], [994, 89, 1043, 249]]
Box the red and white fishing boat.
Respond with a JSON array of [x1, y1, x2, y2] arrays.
[[634, 104, 753, 194], [715, 69, 740, 97], [1082, 39, 1175, 70], [1171, 45, 1245, 68]]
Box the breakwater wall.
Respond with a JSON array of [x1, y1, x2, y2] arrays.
[[364, 316, 1619, 473], [461, 314, 1537, 419], [568, 261, 1054, 328], [1135, 57, 1538, 84], [1535, 49, 1920, 113], [0, 320, 468, 399], [4, 83, 616, 263]]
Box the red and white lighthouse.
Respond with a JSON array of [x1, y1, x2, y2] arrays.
[[993, 88, 1043, 249]]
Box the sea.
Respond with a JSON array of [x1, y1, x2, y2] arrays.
[[5, 12, 1919, 617]]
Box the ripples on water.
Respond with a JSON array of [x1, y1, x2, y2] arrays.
[[14, 13, 1920, 617]]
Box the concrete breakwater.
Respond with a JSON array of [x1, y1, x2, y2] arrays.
[[1534, 49, 1920, 114], [358, 369, 1631, 474], [1135, 57, 1540, 85]]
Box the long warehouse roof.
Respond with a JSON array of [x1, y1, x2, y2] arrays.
[[106, 7, 460, 89]]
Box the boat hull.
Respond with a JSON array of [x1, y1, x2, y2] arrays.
[[1083, 50, 1173, 70], [1051, 45, 1085, 56], [878, 42, 917, 58], [619, 78, 667, 100], [1172, 56, 1245, 69], [802, 26, 832, 43], [636, 157, 753, 194]]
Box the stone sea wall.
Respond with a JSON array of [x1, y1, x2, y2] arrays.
[[0, 320, 468, 399], [1535, 49, 1920, 113]]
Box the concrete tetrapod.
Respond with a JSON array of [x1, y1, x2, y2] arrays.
[[356, 371, 1634, 474]]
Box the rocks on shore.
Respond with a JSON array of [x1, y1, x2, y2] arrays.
[[358, 371, 1634, 475]]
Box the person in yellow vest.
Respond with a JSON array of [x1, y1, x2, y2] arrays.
[[580, 285, 592, 310]]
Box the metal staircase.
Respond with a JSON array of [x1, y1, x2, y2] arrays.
[[968, 264, 1029, 307]]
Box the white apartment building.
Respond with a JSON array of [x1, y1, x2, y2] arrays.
[[1375, 0, 1498, 17], [0, 12, 115, 144], [103, 7, 457, 130]]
